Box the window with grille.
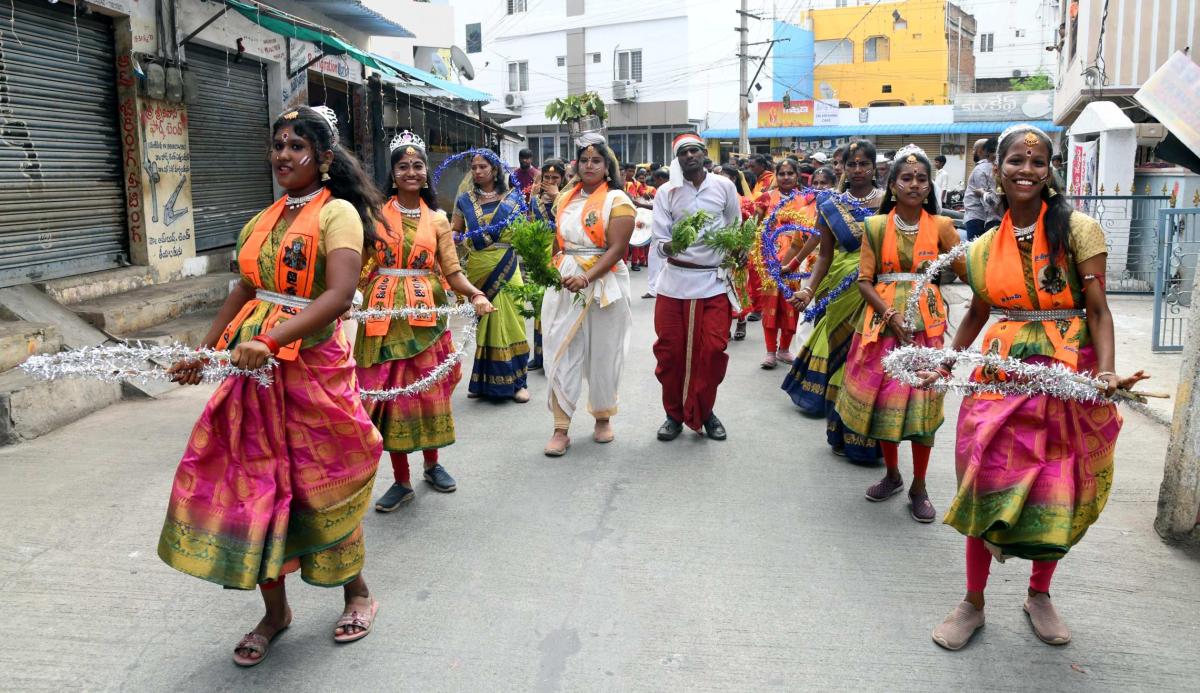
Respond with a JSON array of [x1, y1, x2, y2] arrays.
[[556, 56, 565, 67], [617, 49, 642, 82], [864, 36, 889, 62], [1015, 29, 1025, 38], [979, 33, 994, 52], [591, 53, 601, 63], [507, 61, 528, 92], [814, 39, 854, 65], [507, 0, 527, 14]]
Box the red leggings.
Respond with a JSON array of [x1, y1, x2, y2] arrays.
[[763, 327, 795, 353], [965, 536, 1058, 593], [389, 449, 439, 485], [879, 441, 931, 481]]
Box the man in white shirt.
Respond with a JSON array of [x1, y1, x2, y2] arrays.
[[651, 133, 742, 442]]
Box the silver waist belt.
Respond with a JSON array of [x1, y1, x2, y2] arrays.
[[485, 243, 512, 250], [997, 308, 1086, 321], [876, 273, 924, 283], [564, 247, 606, 256], [255, 289, 311, 310], [378, 268, 431, 277]]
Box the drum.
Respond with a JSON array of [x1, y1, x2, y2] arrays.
[[630, 208, 653, 247]]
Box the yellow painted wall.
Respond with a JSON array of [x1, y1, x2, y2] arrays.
[[809, 0, 949, 108]]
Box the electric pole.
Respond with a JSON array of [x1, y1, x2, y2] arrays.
[[737, 0, 750, 157]]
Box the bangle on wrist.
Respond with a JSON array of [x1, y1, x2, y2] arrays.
[[1095, 370, 1117, 380], [935, 366, 952, 380], [882, 308, 898, 323], [469, 291, 486, 302], [252, 334, 281, 355]]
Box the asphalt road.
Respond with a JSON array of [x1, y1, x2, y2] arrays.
[[1, 271, 1198, 692]]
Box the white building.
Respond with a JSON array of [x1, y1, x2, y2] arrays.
[[444, 0, 760, 165], [953, 0, 1059, 91]]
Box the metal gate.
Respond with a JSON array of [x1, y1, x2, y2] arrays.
[[1153, 207, 1200, 352], [1069, 194, 1173, 293], [0, 0, 126, 287], [873, 135, 941, 158], [185, 44, 273, 251]]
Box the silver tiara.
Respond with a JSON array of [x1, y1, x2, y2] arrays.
[[894, 144, 927, 162], [310, 105, 340, 145], [390, 130, 426, 153]]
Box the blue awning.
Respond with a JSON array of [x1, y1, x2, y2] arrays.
[[700, 120, 1062, 139], [372, 52, 492, 103]]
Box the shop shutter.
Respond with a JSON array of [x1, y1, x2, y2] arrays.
[[185, 44, 273, 251], [872, 135, 943, 159], [0, 1, 125, 287]]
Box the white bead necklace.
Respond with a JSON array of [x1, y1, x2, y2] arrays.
[[894, 214, 921, 233], [1013, 221, 1037, 240], [392, 199, 422, 218], [285, 189, 323, 209], [848, 188, 880, 204]]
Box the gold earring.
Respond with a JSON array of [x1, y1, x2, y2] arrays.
[[320, 162, 331, 182], [1048, 187, 1058, 198], [995, 182, 1004, 195]]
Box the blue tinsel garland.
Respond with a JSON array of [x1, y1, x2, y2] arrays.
[[432, 148, 529, 244]]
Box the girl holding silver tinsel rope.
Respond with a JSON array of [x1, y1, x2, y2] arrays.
[[356, 132, 495, 512], [833, 145, 965, 523], [928, 125, 1147, 652], [160, 105, 386, 666]]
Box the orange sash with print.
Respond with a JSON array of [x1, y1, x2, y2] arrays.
[[364, 199, 439, 336], [978, 204, 1084, 371], [860, 211, 945, 345], [216, 189, 328, 361], [554, 184, 616, 273]]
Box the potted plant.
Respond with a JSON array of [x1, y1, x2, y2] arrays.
[[544, 91, 608, 136]]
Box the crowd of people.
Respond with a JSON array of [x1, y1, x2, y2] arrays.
[[157, 105, 1147, 666]]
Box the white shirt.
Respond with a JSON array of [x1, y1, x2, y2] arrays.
[[650, 172, 741, 301]]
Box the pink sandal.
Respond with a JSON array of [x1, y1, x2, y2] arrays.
[[232, 623, 289, 667], [333, 599, 379, 643]]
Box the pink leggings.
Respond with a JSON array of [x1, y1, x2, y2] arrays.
[[966, 536, 1057, 593]]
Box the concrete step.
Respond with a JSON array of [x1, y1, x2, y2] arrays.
[[38, 266, 156, 306], [0, 321, 61, 372], [0, 368, 122, 446], [70, 273, 236, 337], [124, 309, 220, 348]]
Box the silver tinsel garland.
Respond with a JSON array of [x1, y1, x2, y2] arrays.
[[20, 343, 277, 387], [358, 318, 478, 401], [349, 303, 478, 322], [882, 345, 1144, 408], [903, 240, 972, 329]]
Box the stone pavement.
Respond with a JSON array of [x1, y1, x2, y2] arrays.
[[1, 272, 1197, 692]]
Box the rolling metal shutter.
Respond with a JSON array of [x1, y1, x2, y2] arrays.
[[185, 45, 273, 251], [873, 135, 943, 159], [0, 1, 125, 287]]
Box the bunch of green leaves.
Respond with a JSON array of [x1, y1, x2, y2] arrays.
[[667, 210, 713, 255], [544, 92, 609, 123], [501, 218, 560, 318], [704, 218, 759, 269]]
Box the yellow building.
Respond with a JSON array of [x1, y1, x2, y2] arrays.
[[806, 0, 976, 108]]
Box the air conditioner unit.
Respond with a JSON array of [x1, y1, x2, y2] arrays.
[[504, 92, 524, 110], [1135, 122, 1167, 145], [612, 80, 639, 102]]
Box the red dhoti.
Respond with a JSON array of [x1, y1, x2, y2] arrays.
[[653, 294, 733, 431]]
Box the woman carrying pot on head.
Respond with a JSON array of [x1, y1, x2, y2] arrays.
[[928, 125, 1147, 651], [162, 105, 385, 666], [540, 136, 635, 456], [451, 150, 532, 402], [834, 145, 965, 523], [357, 131, 495, 512]]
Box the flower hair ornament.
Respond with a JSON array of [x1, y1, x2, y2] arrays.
[[390, 130, 426, 155]]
